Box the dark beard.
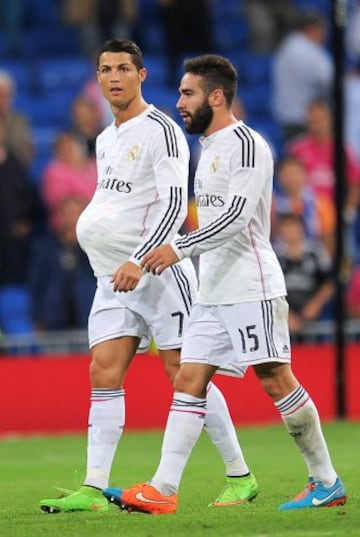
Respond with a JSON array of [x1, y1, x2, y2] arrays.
[[185, 100, 213, 134]]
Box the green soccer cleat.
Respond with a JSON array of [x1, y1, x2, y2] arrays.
[[210, 473, 259, 507], [40, 485, 109, 513]]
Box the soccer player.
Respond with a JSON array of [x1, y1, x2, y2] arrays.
[[39, 40, 258, 513], [112, 54, 347, 514]]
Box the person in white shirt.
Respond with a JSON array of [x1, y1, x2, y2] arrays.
[[40, 39, 257, 513], [116, 54, 346, 514], [272, 10, 333, 144]]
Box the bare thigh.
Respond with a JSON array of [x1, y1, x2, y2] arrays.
[[158, 348, 181, 384], [90, 336, 140, 389]]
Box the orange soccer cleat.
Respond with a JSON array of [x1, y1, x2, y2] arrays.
[[121, 482, 178, 515]]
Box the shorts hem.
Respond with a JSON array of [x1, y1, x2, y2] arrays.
[[89, 331, 147, 349], [155, 342, 182, 351], [181, 355, 291, 368]]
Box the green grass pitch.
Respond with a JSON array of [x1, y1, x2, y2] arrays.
[[1, 421, 359, 537]]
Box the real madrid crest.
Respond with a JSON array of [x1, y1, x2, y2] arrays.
[[210, 156, 219, 172], [128, 145, 139, 161]]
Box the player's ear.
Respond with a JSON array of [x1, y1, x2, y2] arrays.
[[139, 67, 147, 83], [208, 88, 224, 108]]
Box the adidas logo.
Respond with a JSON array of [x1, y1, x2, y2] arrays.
[[283, 344, 289, 352]]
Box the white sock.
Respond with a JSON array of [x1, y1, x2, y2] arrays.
[[150, 392, 206, 495], [275, 385, 337, 487], [84, 388, 125, 489], [205, 382, 250, 476]]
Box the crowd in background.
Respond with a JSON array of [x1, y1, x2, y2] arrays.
[[1, 0, 360, 349]]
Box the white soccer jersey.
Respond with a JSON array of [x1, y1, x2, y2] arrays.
[[76, 105, 189, 276], [172, 121, 287, 304]]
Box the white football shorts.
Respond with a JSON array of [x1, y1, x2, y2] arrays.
[[88, 258, 197, 352], [181, 296, 291, 377]]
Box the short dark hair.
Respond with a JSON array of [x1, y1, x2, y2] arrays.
[[277, 212, 305, 228], [97, 39, 144, 70], [296, 10, 326, 31], [183, 54, 238, 107]]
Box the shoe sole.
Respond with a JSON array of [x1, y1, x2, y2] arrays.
[[40, 503, 108, 513], [104, 493, 123, 509], [324, 496, 347, 508], [211, 490, 259, 507], [40, 505, 61, 514]]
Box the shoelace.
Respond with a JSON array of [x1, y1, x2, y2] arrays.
[[293, 482, 316, 501]]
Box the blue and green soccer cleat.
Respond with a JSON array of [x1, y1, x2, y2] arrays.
[[278, 477, 347, 510], [40, 485, 109, 513], [103, 487, 123, 508]]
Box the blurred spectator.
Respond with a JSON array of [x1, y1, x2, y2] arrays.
[[82, 62, 114, 129], [41, 132, 97, 231], [275, 213, 334, 340], [242, 0, 298, 53], [0, 0, 25, 57], [157, 0, 215, 87], [28, 197, 96, 331], [287, 100, 360, 227], [0, 70, 35, 167], [346, 264, 360, 318], [272, 155, 335, 255], [62, 0, 138, 56], [272, 10, 333, 144], [346, 0, 360, 63], [70, 95, 102, 159], [0, 121, 35, 335], [345, 62, 360, 163]]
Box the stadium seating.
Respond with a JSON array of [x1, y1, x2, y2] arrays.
[[0, 0, 335, 338], [0, 0, 331, 183]]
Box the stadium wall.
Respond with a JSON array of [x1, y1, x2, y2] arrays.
[[0, 344, 359, 435]]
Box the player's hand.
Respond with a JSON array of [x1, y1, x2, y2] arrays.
[[111, 261, 143, 292], [141, 245, 180, 275]]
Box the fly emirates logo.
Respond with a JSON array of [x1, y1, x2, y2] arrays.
[[194, 177, 224, 207], [97, 166, 132, 193], [195, 193, 225, 207]]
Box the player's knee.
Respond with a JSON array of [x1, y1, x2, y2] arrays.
[[89, 353, 125, 388], [173, 369, 207, 398], [254, 362, 298, 400]]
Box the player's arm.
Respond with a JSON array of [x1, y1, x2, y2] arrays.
[[173, 141, 271, 259], [142, 139, 272, 275], [112, 125, 189, 290]]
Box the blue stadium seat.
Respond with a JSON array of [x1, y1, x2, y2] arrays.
[[19, 89, 74, 128], [138, 22, 166, 55], [24, 0, 60, 26], [239, 83, 272, 117], [292, 0, 331, 16], [30, 126, 60, 183], [144, 55, 168, 87], [0, 60, 31, 88], [22, 26, 80, 59], [237, 52, 273, 85], [214, 19, 249, 53], [142, 86, 178, 117], [0, 285, 33, 335], [33, 57, 93, 93]]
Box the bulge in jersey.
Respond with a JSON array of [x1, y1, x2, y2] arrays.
[[76, 106, 189, 277]]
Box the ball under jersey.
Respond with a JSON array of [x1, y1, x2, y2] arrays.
[[173, 120, 287, 305], [76, 105, 189, 277]]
